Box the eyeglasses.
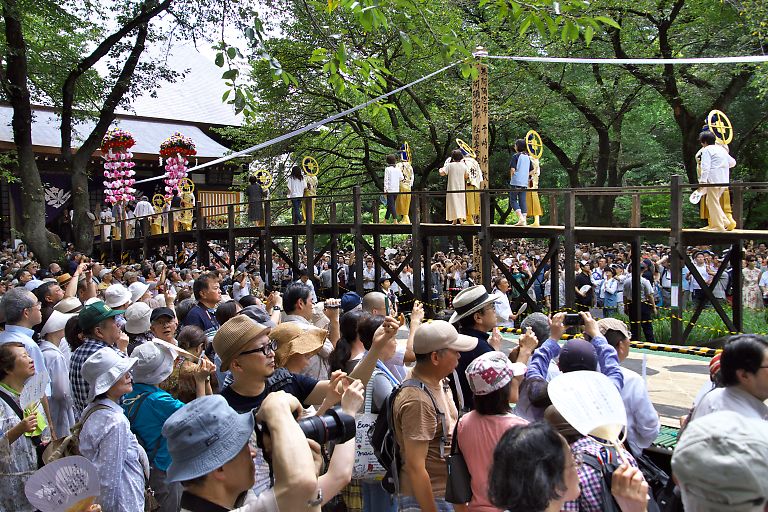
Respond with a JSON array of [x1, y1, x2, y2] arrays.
[[239, 340, 278, 357]]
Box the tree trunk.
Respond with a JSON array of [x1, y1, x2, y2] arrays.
[[70, 157, 94, 254], [2, 0, 62, 265]]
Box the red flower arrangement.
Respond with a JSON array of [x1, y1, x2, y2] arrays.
[[101, 127, 135, 152], [159, 132, 197, 157]]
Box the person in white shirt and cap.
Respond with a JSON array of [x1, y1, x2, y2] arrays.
[[38, 309, 77, 437], [673, 410, 768, 512], [78, 347, 147, 512]]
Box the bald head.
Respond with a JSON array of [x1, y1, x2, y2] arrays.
[[362, 291, 386, 315]]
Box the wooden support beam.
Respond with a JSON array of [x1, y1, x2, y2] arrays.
[[730, 241, 743, 333], [353, 186, 364, 295], [330, 203, 339, 297], [564, 191, 576, 308], [670, 175, 684, 344], [264, 201, 273, 290], [681, 249, 737, 340], [411, 192, 422, 301], [550, 238, 561, 312], [631, 194, 641, 228], [228, 204, 236, 267]]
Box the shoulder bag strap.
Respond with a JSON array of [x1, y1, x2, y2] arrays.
[[402, 378, 448, 459], [0, 388, 24, 420], [125, 392, 164, 464]]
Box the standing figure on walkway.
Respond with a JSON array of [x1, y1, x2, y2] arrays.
[[246, 175, 266, 227], [463, 151, 483, 225], [526, 156, 543, 226], [439, 149, 468, 224], [287, 165, 306, 224], [383, 154, 403, 224], [743, 255, 764, 310], [302, 168, 318, 222], [508, 139, 530, 226], [697, 131, 735, 232], [396, 152, 414, 224], [179, 189, 195, 231]]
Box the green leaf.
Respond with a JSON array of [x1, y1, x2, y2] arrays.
[[222, 69, 239, 80], [595, 16, 621, 29], [221, 90, 230, 102], [519, 14, 532, 36], [215, 52, 224, 67], [532, 15, 546, 36], [227, 47, 236, 59], [584, 25, 594, 46]]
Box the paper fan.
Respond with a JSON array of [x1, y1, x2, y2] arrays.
[[548, 371, 627, 443], [578, 285, 592, 295], [516, 303, 528, 316], [25, 456, 99, 512], [689, 189, 704, 204]]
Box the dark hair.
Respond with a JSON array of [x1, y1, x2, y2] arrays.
[[474, 380, 513, 415], [514, 138, 528, 153], [193, 273, 218, 301], [215, 300, 240, 326], [458, 309, 483, 331], [175, 298, 197, 326], [249, 175, 258, 184], [720, 334, 768, 387], [0, 342, 24, 380], [34, 281, 57, 304], [603, 329, 627, 348], [699, 130, 717, 146], [238, 295, 259, 308], [386, 154, 397, 165], [64, 315, 85, 352], [451, 149, 463, 162], [177, 325, 208, 352], [489, 422, 568, 512], [142, 267, 155, 279], [415, 351, 432, 363], [329, 310, 367, 374], [290, 165, 303, 180], [283, 283, 312, 314], [357, 314, 385, 351]]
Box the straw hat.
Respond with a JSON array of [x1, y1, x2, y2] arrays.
[[269, 322, 326, 367], [449, 285, 502, 324], [212, 316, 271, 371]]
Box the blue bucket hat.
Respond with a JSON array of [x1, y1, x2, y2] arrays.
[[340, 291, 362, 313], [163, 395, 254, 483]]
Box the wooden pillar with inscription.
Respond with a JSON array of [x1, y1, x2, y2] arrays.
[[472, 46, 490, 287]]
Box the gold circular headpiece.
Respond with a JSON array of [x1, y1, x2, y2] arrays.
[[179, 177, 195, 194], [706, 110, 733, 145], [526, 130, 544, 159], [152, 194, 167, 208], [302, 156, 320, 176], [455, 138, 476, 159], [254, 169, 273, 189]]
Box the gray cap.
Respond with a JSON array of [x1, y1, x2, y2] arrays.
[[672, 411, 768, 511], [163, 395, 254, 483]]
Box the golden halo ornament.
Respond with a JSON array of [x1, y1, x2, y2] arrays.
[[152, 194, 167, 208], [706, 110, 733, 145], [254, 168, 273, 189], [526, 130, 544, 159], [302, 156, 320, 176], [455, 138, 477, 159], [400, 141, 412, 162], [179, 177, 195, 194]]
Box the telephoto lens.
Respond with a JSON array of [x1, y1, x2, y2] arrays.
[[297, 407, 356, 445]]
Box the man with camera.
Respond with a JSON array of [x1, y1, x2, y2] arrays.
[[164, 391, 321, 511]]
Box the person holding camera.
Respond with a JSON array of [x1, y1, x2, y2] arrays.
[[164, 391, 320, 511]]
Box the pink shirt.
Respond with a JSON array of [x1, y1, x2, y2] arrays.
[[457, 410, 528, 511]]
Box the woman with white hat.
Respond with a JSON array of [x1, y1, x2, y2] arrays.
[[79, 347, 147, 512], [124, 302, 153, 355], [122, 341, 214, 512], [38, 309, 77, 437]]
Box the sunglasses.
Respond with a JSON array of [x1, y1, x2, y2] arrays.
[[238, 340, 278, 357]]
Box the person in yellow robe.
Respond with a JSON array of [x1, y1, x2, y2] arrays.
[[526, 157, 543, 226], [395, 157, 414, 224], [695, 126, 736, 231], [302, 172, 318, 222]]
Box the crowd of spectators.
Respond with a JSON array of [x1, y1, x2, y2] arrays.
[[0, 236, 766, 512]]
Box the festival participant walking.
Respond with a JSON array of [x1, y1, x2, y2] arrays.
[[383, 154, 403, 224], [287, 165, 306, 224], [79, 348, 147, 512], [697, 130, 735, 231], [508, 139, 530, 226], [439, 149, 468, 225], [0, 342, 40, 512], [456, 352, 528, 511], [393, 321, 477, 512], [246, 175, 266, 227]]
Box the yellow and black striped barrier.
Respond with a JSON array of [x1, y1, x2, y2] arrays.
[[629, 341, 719, 358]]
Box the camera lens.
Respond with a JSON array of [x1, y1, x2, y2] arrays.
[[297, 407, 356, 445]]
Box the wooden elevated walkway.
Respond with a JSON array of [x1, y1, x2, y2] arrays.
[[99, 177, 767, 344]]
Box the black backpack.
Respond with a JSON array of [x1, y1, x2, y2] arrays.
[[368, 378, 445, 494], [581, 445, 664, 512]]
